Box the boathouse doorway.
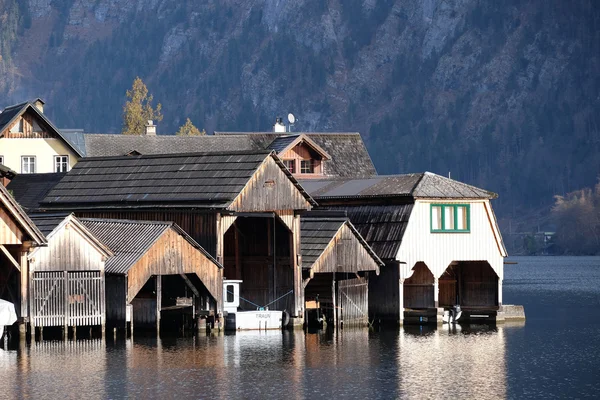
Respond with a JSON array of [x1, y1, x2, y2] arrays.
[[223, 215, 294, 314], [403, 262, 435, 309], [0, 246, 20, 313], [439, 261, 499, 309]]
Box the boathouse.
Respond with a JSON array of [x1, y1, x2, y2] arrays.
[[301, 213, 383, 328], [27, 214, 111, 334], [37, 150, 315, 325], [300, 172, 507, 325], [0, 184, 46, 330], [79, 218, 222, 334]]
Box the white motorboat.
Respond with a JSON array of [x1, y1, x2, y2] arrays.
[[223, 280, 287, 331]]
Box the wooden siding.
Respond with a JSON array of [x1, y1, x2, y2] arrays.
[[29, 221, 107, 272], [3, 113, 54, 139], [439, 261, 498, 308], [338, 277, 369, 327], [368, 261, 400, 324], [0, 208, 24, 245], [279, 143, 323, 177], [105, 275, 127, 328], [310, 224, 380, 275], [126, 228, 222, 304], [403, 262, 435, 309], [31, 271, 104, 327], [77, 211, 218, 257], [397, 200, 505, 281], [228, 156, 312, 212]]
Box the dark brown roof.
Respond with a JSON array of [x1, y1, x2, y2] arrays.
[[215, 132, 377, 178], [300, 215, 383, 269], [40, 150, 314, 209], [300, 172, 497, 200], [7, 173, 66, 211], [79, 218, 221, 274], [83, 134, 258, 157], [320, 204, 414, 261]]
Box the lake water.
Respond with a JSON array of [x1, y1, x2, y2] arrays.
[[1, 257, 599, 399]]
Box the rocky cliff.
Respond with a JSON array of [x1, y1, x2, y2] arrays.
[[1, 0, 599, 225]]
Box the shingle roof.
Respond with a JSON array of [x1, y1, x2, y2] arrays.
[[28, 213, 71, 236], [300, 172, 497, 200], [0, 164, 16, 178], [215, 132, 377, 178], [79, 218, 220, 274], [83, 134, 258, 157], [7, 173, 67, 211], [0, 101, 84, 157], [267, 135, 299, 153], [321, 204, 414, 261], [41, 150, 314, 209]]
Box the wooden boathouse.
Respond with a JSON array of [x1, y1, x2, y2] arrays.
[[79, 218, 222, 334], [301, 213, 383, 328], [27, 213, 112, 337], [0, 184, 46, 333], [37, 150, 315, 326], [300, 173, 507, 325]]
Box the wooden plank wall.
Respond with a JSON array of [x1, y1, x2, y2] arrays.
[[337, 277, 369, 327], [438, 262, 498, 308], [279, 143, 322, 176], [126, 228, 222, 305], [368, 261, 400, 324], [105, 275, 127, 328], [3, 113, 54, 139], [131, 298, 157, 327], [77, 211, 218, 257], [403, 262, 435, 309], [228, 157, 311, 212], [0, 208, 24, 245]]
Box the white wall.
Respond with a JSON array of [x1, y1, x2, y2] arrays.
[[397, 199, 506, 281], [0, 138, 79, 173]]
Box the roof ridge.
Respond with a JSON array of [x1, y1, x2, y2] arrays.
[[79, 217, 175, 226], [79, 149, 272, 161]]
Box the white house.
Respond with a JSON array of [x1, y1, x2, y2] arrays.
[[300, 172, 507, 325]]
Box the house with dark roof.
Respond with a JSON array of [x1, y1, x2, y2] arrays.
[[301, 212, 383, 328], [32, 150, 315, 327], [0, 99, 84, 174], [300, 172, 507, 325]]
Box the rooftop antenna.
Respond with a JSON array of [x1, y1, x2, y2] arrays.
[[287, 113, 296, 133]]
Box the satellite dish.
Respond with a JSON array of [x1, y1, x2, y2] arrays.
[[288, 113, 296, 124]]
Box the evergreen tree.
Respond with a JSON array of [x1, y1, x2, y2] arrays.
[[122, 77, 163, 135], [176, 118, 205, 136]]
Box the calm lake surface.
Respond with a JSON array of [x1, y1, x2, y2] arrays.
[[1, 256, 599, 399]]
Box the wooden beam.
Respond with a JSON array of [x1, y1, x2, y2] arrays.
[[156, 275, 162, 336], [0, 245, 20, 271], [180, 274, 200, 297]]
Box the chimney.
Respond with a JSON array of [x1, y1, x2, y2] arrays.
[[145, 120, 156, 136], [273, 117, 286, 133], [33, 98, 45, 113]]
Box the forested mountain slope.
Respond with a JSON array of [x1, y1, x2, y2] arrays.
[[1, 0, 599, 226]]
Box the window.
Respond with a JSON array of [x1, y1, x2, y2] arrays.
[[300, 159, 314, 174], [54, 155, 69, 172], [226, 284, 234, 303], [431, 204, 470, 232], [283, 159, 296, 173], [21, 156, 36, 174]]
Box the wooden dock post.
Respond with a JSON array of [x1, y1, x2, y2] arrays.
[[156, 275, 162, 337], [332, 278, 337, 329]]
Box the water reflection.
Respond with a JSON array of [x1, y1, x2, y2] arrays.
[[0, 323, 519, 399]]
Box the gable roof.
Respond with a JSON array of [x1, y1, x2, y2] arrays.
[[301, 215, 383, 270], [82, 133, 258, 157], [0, 164, 16, 179], [0, 184, 46, 245], [300, 172, 497, 200], [215, 132, 377, 178], [28, 213, 113, 259], [0, 101, 84, 157], [7, 173, 66, 211], [79, 218, 221, 274], [40, 150, 315, 209], [267, 134, 331, 160]]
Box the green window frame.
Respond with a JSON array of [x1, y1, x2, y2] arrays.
[[430, 204, 470, 233]]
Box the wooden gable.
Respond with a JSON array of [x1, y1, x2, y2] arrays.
[[227, 155, 313, 212], [0, 185, 45, 245], [310, 223, 381, 275], [126, 227, 222, 304], [0, 207, 25, 245], [2, 106, 58, 139]]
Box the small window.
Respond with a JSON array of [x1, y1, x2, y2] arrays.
[[431, 204, 470, 233], [54, 155, 69, 172], [21, 156, 36, 174], [300, 159, 314, 174], [283, 159, 296, 173], [226, 284, 234, 303]]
